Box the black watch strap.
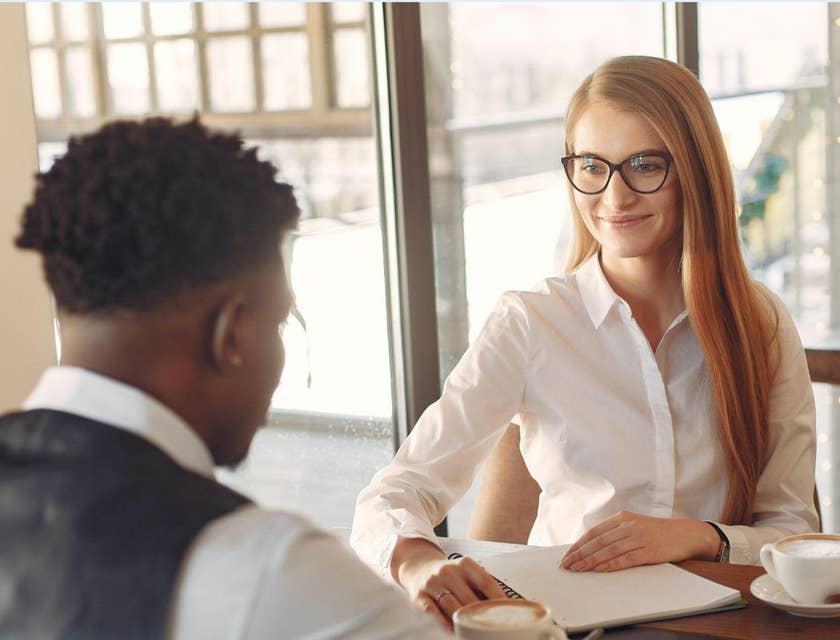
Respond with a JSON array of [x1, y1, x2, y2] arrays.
[[705, 521, 730, 563]]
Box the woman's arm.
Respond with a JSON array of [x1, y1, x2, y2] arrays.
[[350, 293, 531, 620], [713, 297, 819, 564]]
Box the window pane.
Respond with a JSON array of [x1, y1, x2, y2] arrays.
[[102, 2, 144, 40], [202, 2, 249, 32], [36, 142, 68, 174], [261, 33, 311, 110], [700, 2, 837, 533], [25, 2, 393, 534], [258, 2, 306, 28], [333, 28, 369, 108], [700, 3, 826, 95], [26, 3, 54, 45], [155, 39, 200, 113], [206, 36, 255, 112], [29, 48, 61, 118], [65, 46, 97, 118], [149, 2, 194, 36], [218, 135, 392, 527], [60, 3, 89, 42], [106, 43, 150, 115], [420, 2, 664, 537], [331, 2, 365, 24]]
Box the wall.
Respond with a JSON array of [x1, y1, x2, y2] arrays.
[[0, 3, 56, 411]]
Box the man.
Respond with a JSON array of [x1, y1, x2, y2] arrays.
[[1, 118, 449, 639]]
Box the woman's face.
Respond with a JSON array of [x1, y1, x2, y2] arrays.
[[569, 103, 683, 263]]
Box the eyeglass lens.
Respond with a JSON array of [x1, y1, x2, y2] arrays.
[[566, 155, 669, 194]]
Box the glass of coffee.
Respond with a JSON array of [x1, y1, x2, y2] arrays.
[[760, 533, 840, 605], [453, 599, 568, 640]]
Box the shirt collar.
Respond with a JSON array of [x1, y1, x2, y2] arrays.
[[23, 366, 215, 477], [573, 252, 623, 329], [573, 253, 690, 332]]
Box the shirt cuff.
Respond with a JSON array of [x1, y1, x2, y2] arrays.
[[713, 522, 756, 565], [376, 531, 446, 585]]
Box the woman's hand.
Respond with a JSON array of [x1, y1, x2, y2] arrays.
[[392, 537, 508, 630], [560, 511, 720, 572]]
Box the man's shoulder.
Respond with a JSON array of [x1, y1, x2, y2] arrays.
[[200, 505, 328, 551]]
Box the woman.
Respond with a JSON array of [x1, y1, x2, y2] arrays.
[[351, 56, 818, 627]]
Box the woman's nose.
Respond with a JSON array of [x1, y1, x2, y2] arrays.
[[601, 170, 638, 210]]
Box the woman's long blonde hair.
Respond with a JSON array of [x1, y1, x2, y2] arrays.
[[564, 56, 778, 525]]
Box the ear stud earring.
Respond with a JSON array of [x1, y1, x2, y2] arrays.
[[230, 355, 243, 367]]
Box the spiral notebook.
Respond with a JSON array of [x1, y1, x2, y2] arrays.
[[444, 543, 744, 634]]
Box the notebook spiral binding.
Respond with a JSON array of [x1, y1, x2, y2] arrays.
[[447, 552, 525, 600]]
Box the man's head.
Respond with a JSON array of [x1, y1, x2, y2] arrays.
[[16, 117, 299, 465]]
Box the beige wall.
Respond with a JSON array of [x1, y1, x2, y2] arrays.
[[0, 3, 56, 411]]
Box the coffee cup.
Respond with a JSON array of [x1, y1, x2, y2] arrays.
[[759, 533, 840, 605], [453, 598, 568, 640]]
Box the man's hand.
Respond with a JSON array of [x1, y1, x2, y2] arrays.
[[560, 512, 720, 572], [392, 537, 508, 630]]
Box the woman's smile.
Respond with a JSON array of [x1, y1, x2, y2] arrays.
[[596, 213, 653, 229]]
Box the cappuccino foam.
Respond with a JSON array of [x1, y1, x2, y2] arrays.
[[459, 602, 544, 629], [781, 538, 840, 558]]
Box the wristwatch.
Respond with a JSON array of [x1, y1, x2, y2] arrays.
[[706, 521, 730, 563]]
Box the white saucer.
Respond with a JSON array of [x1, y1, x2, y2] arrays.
[[750, 573, 840, 618]]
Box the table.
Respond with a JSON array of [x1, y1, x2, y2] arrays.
[[434, 539, 838, 640], [802, 329, 840, 385], [337, 534, 838, 639], [606, 560, 838, 639]]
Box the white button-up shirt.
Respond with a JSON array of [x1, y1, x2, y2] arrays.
[[351, 254, 818, 571], [24, 367, 448, 640]]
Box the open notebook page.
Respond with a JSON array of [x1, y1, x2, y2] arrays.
[[475, 545, 742, 633]]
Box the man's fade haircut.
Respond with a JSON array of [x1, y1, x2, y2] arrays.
[[16, 117, 299, 314]]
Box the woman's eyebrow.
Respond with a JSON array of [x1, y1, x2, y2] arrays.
[[573, 148, 667, 158]]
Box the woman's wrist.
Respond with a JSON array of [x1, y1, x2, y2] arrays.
[[391, 536, 445, 586], [694, 520, 724, 560]]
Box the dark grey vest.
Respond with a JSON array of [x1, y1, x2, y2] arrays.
[[0, 409, 251, 640]]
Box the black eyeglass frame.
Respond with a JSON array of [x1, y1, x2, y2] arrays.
[[560, 151, 673, 195]]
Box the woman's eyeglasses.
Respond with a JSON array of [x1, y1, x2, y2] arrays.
[[561, 152, 673, 195]]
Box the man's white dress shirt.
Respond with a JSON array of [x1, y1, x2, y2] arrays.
[[24, 367, 448, 640], [351, 254, 818, 572]]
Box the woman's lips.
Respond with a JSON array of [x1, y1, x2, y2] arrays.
[[597, 214, 652, 228]]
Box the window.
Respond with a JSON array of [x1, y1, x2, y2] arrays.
[[420, 2, 666, 536], [21, 2, 839, 538], [26, 2, 392, 529], [699, 1, 839, 534]]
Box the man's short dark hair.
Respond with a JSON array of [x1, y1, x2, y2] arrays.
[[16, 117, 299, 314]]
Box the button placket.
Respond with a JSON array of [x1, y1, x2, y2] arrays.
[[620, 306, 677, 518]]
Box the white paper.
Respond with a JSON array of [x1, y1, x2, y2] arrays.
[[474, 545, 742, 632]]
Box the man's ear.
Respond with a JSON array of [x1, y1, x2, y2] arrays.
[[210, 294, 247, 373]]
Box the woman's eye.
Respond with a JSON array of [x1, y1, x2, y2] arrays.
[[630, 157, 663, 173]]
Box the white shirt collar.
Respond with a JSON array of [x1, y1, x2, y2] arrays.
[[573, 252, 623, 329], [23, 366, 215, 477]]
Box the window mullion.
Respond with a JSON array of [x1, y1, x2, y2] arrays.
[[249, 2, 264, 114], [52, 3, 70, 125], [141, 3, 159, 113], [306, 3, 332, 113], [675, 2, 699, 77], [369, 2, 440, 450], [194, 3, 211, 113]]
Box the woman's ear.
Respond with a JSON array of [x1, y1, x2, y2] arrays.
[[210, 294, 247, 373]]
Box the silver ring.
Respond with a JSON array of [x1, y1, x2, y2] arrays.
[[433, 590, 454, 605]]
